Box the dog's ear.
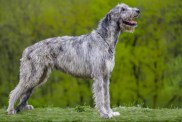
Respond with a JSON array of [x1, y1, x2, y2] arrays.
[[104, 13, 111, 24], [106, 13, 111, 21], [106, 13, 111, 22]]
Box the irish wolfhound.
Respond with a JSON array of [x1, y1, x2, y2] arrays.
[[7, 3, 140, 118]]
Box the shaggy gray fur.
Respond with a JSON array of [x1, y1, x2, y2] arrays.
[[7, 3, 140, 118]]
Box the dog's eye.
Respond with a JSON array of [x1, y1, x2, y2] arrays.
[[121, 7, 126, 12]]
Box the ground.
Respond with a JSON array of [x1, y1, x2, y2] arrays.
[[0, 106, 182, 122]]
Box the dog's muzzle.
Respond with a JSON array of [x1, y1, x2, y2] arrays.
[[122, 8, 140, 27]]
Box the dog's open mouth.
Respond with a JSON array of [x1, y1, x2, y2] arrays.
[[123, 19, 137, 26]]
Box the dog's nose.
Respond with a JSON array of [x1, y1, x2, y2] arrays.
[[136, 9, 140, 14]]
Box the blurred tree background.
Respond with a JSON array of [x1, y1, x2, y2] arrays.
[[0, 0, 182, 108]]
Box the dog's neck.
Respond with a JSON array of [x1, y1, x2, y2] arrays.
[[96, 16, 121, 53]]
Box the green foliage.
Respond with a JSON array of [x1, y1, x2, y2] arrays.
[[161, 56, 182, 107], [0, 0, 182, 108], [75, 105, 85, 112], [75, 105, 91, 112]]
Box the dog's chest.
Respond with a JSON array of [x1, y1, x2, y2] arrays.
[[105, 57, 115, 73]]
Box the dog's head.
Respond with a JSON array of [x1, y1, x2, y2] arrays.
[[107, 3, 140, 32]]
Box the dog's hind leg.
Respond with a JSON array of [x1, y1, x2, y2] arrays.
[[7, 83, 26, 114], [15, 88, 34, 112], [7, 58, 51, 114], [15, 65, 51, 112], [15, 62, 51, 112]]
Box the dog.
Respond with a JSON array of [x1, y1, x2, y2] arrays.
[[7, 3, 140, 118]]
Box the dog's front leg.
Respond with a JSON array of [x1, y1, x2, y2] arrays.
[[93, 77, 112, 118], [103, 77, 120, 117]]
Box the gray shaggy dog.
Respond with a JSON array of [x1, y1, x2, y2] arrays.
[[7, 3, 140, 118]]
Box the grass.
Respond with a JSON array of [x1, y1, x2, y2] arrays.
[[0, 106, 182, 122]]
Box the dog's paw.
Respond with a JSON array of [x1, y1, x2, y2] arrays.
[[111, 111, 120, 116], [100, 112, 113, 119], [107, 109, 120, 117], [7, 109, 16, 115], [24, 105, 34, 110]]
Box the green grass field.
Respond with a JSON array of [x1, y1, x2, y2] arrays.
[[0, 106, 182, 122]]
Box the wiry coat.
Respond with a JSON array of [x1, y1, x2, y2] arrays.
[[7, 3, 140, 118]]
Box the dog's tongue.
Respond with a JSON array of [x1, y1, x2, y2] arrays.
[[128, 20, 137, 24], [123, 20, 137, 26]]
